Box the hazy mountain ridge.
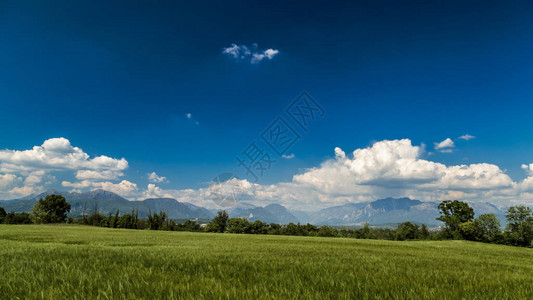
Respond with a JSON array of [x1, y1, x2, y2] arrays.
[[0, 189, 213, 219], [0, 190, 508, 226], [308, 198, 508, 226], [225, 202, 299, 224]]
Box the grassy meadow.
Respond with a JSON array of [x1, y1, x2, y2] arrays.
[[1, 225, 533, 299]]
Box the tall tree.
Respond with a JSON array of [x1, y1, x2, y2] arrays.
[[32, 194, 71, 224], [475, 213, 501, 243], [436, 200, 474, 238], [505, 206, 532, 232], [206, 211, 229, 233], [505, 206, 533, 246]]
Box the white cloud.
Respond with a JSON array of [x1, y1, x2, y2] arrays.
[[76, 170, 124, 180], [0, 138, 129, 199], [0, 173, 19, 190], [0, 137, 128, 173], [521, 164, 533, 176], [24, 170, 46, 185], [222, 43, 279, 64], [459, 134, 475, 141], [148, 172, 167, 183], [281, 154, 295, 159], [4, 137, 533, 210], [264, 49, 279, 59], [434, 138, 455, 152], [119, 139, 529, 210], [297, 140, 513, 191], [62, 180, 138, 197]]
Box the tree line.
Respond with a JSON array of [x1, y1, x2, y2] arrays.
[[1, 195, 533, 247]]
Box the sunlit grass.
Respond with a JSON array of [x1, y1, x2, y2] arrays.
[[1, 225, 532, 299]]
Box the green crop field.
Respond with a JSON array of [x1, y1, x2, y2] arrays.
[[1, 225, 533, 299]]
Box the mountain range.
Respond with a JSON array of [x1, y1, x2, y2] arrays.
[[0, 189, 508, 226]]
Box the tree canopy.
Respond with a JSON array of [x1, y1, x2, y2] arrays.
[[436, 200, 474, 238], [32, 194, 71, 224]]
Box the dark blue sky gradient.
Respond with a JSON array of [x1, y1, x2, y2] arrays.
[[1, 0, 532, 188]]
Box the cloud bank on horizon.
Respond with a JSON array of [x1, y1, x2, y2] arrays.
[[1, 137, 533, 210]]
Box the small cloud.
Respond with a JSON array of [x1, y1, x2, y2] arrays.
[[459, 134, 475, 141], [334, 147, 346, 160], [522, 164, 533, 176], [282, 154, 295, 159], [148, 172, 168, 183], [434, 138, 455, 153], [222, 43, 279, 64], [185, 113, 199, 125]]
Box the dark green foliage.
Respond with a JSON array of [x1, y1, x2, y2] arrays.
[[474, 213, 502, 243], [420, 224, 430, 239], [250, 220, 268, 234], [268, 223, 281, 235], [86, 211, 106, 227], [174, 219, 201, 231], [0, 206, 6, 223], [32, 194, 71, 224], [3, 212, 32, 224], [317, 225, 338, 237], [459, 221, 479, 241], [395, 222, 420, 241], [117, 210, 139, 229], [111, 210, 119, 228], [206, 211, 229, 233], [226, 218, 252, 233], [504, 206, 533, 247], [436, 200, 474, 239], [505, 206, 532, 232], [147, 210, 168, 230]]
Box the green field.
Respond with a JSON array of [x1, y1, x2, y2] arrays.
[[1, 225, 533, 299]]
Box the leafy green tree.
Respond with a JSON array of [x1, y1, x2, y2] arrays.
[[474, 213, 501, 243], [180, 219, 200, 231], [117, 210, 139, 229], [504, 206, 533, 246], [420, 224, 430, 239], [226, 218, 250, 233], [505, 206, 532, 232], [250, 220, 268, 234], [318, 225, 338, 237], [459, 221, 479, 241], [359, 222, 373, 239], [111, 210, 120, 228], [436, 200, 474, 238], [32, 194, 71, 223], [268, 223, 281, 235], [147, 210, 168, 230], [87, 211, 105, 226], [395, 222, 420, 240], [206, 211, 229, 233]]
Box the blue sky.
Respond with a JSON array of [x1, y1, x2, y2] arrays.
[[1, 1, 533, 209]]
